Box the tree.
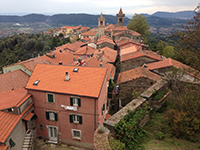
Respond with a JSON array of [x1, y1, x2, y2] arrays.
[[127, 14, 150, 42], [174, 5, 200, 71], [163, 46, 176, 58], [156, 40, 164, 55]]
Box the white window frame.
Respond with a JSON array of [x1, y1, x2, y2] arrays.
[[73, 114, 79, 123], [71, 129, 81, 140], [46, 125, 58, 141], [46, 93, 55, 103], [49, 112, 55, 120], [73, 97, 78, 106]]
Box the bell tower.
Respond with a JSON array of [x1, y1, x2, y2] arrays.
[[116, 8, 125, 27], [98, 13, 105, 37]]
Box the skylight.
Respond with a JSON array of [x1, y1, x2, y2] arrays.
[[73, 68, 79, 72], [33, 80, 40, 85]]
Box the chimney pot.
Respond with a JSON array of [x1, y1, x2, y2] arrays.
[[65, 72, 70, 81], [59, 61, 62, 65]]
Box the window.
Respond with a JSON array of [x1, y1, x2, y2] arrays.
[[38, 123, 44, 130], [47, 93, 54, 103], [119, 18, 122, 22], [70, 97, 81, 106], [46, 111, 58, 121], [69, 114, 82, 124], [102, 103, 105, 115], [72, 129, 81, 140]]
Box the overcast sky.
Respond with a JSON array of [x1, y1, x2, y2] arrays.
[[0, 0, 199, 16]]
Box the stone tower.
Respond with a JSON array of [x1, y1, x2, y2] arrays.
[[116, 8, 125, 27], [98, 13, 105, 37]]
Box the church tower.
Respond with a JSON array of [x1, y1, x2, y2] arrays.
[[116, 8, 125, 27], [98, 13, 105, 37]]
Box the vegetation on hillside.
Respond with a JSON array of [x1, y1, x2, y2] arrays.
[[0, 33, 70, 70], [127, 14, 150, 42], [174, 6, 200, 71]]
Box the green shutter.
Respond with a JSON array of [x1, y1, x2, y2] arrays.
[[78, 98, 81, 107], [54, 112, 58, 121], [108, 93, 112, 99], [79, 116, 82, 124], [48, 94, 54, 103], [108, 87, 113, 93], [69, 114, 73, 123], [103, 103, 105, 111], [46, 111, 49, 120], [70, 97, 73, 106]]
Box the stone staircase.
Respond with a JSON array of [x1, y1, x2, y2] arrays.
[[22, 130, 35, 150]]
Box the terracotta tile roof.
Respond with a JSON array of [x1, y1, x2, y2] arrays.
[[121, 50, 163, 62], [3, 57, 52, 72], [0, 88, 31, 110], [121, 45, 139, 55], [0, 145, 8, 150], [112, 32, 123, 36], [99, 47, 117, 62], [43, 31, 52, 34], [41, 52, 75, 65], [105, 113, 111, 120], [82, 37, 91, 42], [26, 64, 107, 98], [62, 41, 84, 52], [112, 26, 128, 31], [97, 35, 115, 45], [147, 58, 200, 80], [81, 29, 98, 36], [23, 112, 34, 121], [84, 57, 115, 80], [0, 103, 33, 143], [0, 70, 30, 93], [74, 46, 97, 55], [117, 67, 161, 84]]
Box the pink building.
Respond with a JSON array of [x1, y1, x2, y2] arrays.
[[26, 64, 108, 149]]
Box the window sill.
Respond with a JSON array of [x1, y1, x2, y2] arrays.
[[72, 137, 81, 140], [73, 121, 79, 124]]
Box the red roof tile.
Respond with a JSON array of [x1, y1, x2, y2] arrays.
[[81, 29, 98, 36], [0, 88, 31, 110], [97, 35, 115, 45], [0, 103, 33, 143], [74, 46, 97, 55], [105, 113, 111, 120], [99, 47, 117, 62], [121, 45, 138, 55], [147, 58, 200, 80], [26, 64, 107, 98], [117, 67, 161, 84], [0, 70, 30, 93], [41, 52, 75, 65], [121, 50, 163, 62], [118, 8, 123, 15], [23, 112, 34, 121], [85, 56, 115, 80], [0, 145, 8, 150]]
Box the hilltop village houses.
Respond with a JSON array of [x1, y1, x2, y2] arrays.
[[0, 8, 200, 149]]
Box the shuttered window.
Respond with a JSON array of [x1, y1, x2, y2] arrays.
[[70, 97, 81, 106], [46, 111, 58, 121], [69, 114, 82, 124]]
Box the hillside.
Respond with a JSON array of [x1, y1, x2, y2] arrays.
[[0, 13, 130, 27], [152, 10, 195, 19]]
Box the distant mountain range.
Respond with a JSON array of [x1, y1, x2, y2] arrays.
[[0, 10, 194, 28]]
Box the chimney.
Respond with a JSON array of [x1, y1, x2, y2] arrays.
[[144, 63, 147, 68], [38, 54, 40, 57], [65, 72, 70, 81], [59, 49, 62, 52], [161, 56, 163, 60], [59, 61, 62, 65], [100, 62, 103, 67]]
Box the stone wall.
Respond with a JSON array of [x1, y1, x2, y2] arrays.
[[121, 56, 158, 72], [119, 77, 155, 107]]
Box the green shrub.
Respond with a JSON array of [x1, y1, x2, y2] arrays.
[[152, 89, 168, 101], [109, 137, 125, 150], [155, 131, 165, 140]]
